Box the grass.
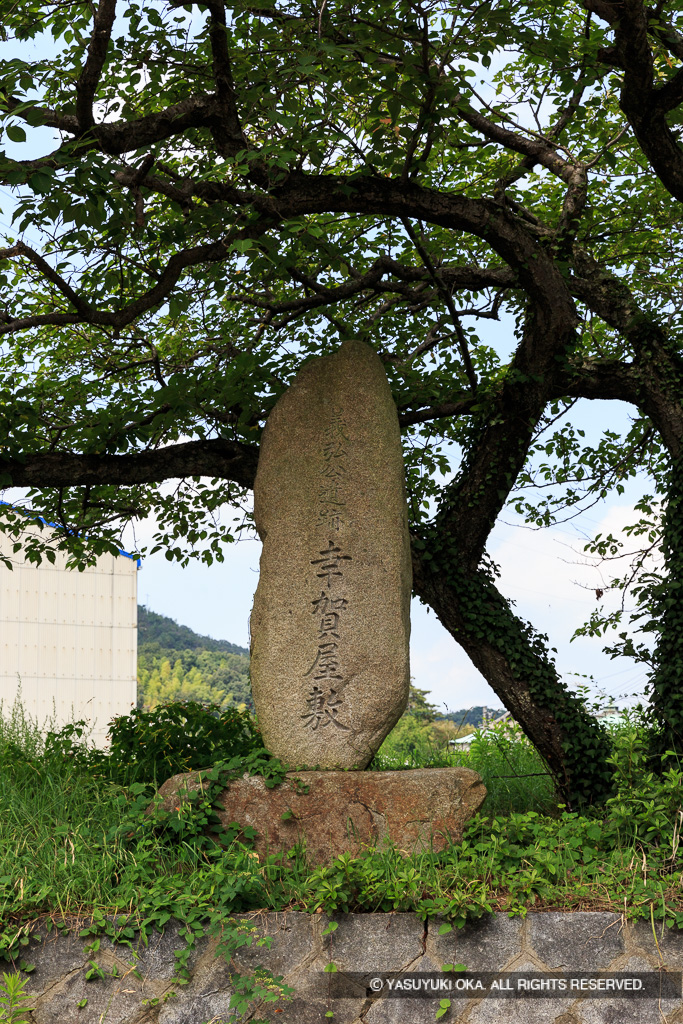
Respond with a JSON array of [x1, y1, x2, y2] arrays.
[[372, 717, 556, 815], [0, 696, 682, 996]]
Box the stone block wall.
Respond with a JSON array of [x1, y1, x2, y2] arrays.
[[7, 911, 683, 1023]]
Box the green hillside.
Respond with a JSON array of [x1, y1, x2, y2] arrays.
[[138, 606, 249, 656], [438, 706, 506, 728], [137, 606, 251, 710]]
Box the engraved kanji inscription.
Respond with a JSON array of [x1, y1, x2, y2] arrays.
[[301, 685, 350, 731], [303, 405, 355, 732], [316, 407, 350, 530], [251, 340, 411, 768], [305, 639, 343, 680], [310, 541, 352, 587]]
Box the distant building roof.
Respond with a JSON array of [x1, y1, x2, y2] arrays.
[[0, 500, 140, 566], [448, 710, 511, 746], [595, 709, 626, 726]]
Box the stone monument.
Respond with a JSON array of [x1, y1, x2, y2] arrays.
[[250, 340, 412, 769], [149, 341, 487, 861]]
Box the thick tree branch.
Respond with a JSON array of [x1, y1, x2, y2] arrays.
[[76, 0, 118, 130], [0, 363, 648, 497], [0, 242, 93, 318], [584, 0, 683, 202], [435, 288, 578, 571], [2, 94, 79, 135], [558, 165, 589, 245], [398, 360, 646, 428], [0, 438, 259, 491], [456, 98, 589, 245], [107, 171, 549, 303], [205, 0, 249, 158], [570, 248, 644, 332], [398, 395, 478, 426], [0, 236, 241, 334], [456, 101, 579, 184], [2, 94, 222, 167], [570, 250, 683, 455], [653, 66, 683, 113], [0, 175, 558, 338], [0, 312, 81, 333]]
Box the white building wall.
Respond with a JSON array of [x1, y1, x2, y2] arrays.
[[0, 524, 137, 745]]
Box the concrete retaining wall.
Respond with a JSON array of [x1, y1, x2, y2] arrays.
[[7, 911, 683, 1023]]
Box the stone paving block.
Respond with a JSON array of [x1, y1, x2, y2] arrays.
[[122, 923, 208, 983], [159, 912, 346, 1024], [156, 955, 234, 1024], [573, 955, 681, 1024], [19, 919, 208, 1004], [320, 912, 425, 973], [202, 962, 367, 1024], [576, 999, 672, 1024], [233, 911, 356, 1023], [229, 911, 317, 978], [631, 917, 683, 968], [527, 913, 624, 970], [158, 991, 234, 1024], [465, 961, 575, 1024], [9, 912, 683, 1024], [361, 953, 470, 1024], [31, 966, 159, 1024], [253, 978, 366, 1024], [18, 928, 90, 993], [428, 914, 524, 971], [364, 993, 459, 1024]]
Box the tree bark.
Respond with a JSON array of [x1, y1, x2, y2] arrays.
[[412, 551, 614, 808]]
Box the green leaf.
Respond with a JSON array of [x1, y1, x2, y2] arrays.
[[5, 124, 26, 143]]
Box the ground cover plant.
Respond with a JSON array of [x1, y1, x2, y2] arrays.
[[1, 698, 682, 1021], [0, 971, 33, 1024]]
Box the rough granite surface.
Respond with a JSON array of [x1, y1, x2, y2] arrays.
[[250, 339, 412, 769], [152, 765, 486, 859], [10, 912, 683, 1024]]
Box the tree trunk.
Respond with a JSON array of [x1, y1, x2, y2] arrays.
[[412, 545, 614, 809], [649, 455, 683, 757]]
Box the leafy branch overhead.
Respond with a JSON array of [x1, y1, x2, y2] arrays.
[[2, 0, 683, 804]]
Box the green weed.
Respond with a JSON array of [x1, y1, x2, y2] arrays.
[[45, 699, 263, 788], [0, 972, 33, 1024], [373, 718, 555, 815], [0, 695, 682, 1024]]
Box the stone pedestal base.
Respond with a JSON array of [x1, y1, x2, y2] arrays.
[[153, 766, 486, 862]]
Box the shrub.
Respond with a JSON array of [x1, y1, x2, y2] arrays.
[[45, 701, 264, 788]]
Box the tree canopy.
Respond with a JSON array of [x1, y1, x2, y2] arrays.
[[2, 0, 683, 805]]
